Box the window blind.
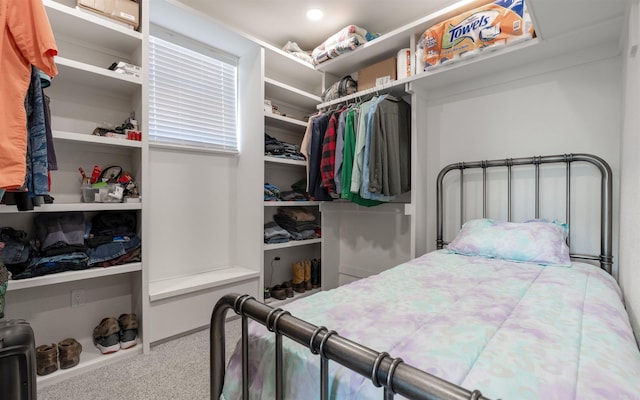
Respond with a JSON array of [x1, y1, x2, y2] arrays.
[[148, 35, 239, 153]]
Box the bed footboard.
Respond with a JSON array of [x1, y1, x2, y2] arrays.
[[210, 293, 490, 400]]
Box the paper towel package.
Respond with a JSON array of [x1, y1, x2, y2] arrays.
[[417, 0, 534, 72]]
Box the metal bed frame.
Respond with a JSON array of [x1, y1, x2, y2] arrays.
[[210, 153, 613, 400], [436, 153, 613, 273]]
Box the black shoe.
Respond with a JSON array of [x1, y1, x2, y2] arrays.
[[311, 258, 321, 288], [270, 285, 286, 300]]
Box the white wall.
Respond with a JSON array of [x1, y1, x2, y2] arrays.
[[423, 56, 623, 271], [619, 1, 640, 344], [148, 1, 262, 282]]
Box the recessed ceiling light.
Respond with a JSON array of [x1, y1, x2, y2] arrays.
[[306, 8, 324, 21]]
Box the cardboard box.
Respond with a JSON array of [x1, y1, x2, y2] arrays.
[[78, 0, 140, 30], [357, 57, 397, 91]]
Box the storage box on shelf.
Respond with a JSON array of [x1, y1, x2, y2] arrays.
[[357, 56, 397, 91], [0, 0, 147, 386], [77, 0, 140, 30]]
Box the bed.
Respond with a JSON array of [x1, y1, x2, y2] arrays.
[[210, 154, 640, 400]]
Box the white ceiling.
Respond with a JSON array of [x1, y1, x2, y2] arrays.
[[172, 0, 468, 51], [172, 0, 631, 59]]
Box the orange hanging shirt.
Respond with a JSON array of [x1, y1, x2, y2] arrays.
[[0, 0, 58, 189]]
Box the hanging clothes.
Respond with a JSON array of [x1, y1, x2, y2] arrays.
[[340, 107, 382, 207], [333, 105, 352, 196], [320, 106, 346, 198], [358, 94, 395, 202], [0, 0, 58, 189], [301, 112, 320, 193], [368, 96, 411, 196], [24, 66, 50, 196], [308, 113, 332, 201], [350, 97, 377, 195]]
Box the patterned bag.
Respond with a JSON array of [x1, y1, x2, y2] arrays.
[[321, 75, 357, 102]]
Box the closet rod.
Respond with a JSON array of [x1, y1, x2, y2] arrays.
[[317, 81, 408, 111]]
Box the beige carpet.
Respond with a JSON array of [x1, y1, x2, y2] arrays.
[[38, 318, 241, 400]]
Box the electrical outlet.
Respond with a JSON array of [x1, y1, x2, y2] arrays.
[[71, 289, 85, 307]]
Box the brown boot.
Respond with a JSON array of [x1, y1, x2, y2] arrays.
[[282, 280, 294, 297], [58, 338, 82, 369], [303, 259, 312, 290], [36, 343, 58, 376], [292, 261, 305, 293]]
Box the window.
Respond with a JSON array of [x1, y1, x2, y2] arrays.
[[148, 34, 239, 153]]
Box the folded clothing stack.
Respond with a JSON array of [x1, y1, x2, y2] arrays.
[[273, 207, 320, 241], [265, 134, 304, 161], [264, 182, 309, 202], [5, 210, 141, 280]]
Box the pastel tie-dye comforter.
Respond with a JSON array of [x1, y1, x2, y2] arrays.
[[222, 250, 640, 399]]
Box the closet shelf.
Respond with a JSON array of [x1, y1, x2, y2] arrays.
[[265, 77, 322, 110], [264, 45, 323, 95], [265, 112, 309, 129], [53, 130, 143, 149], [7, 263, 142, 292], [264, 201, 321, 207], [264, 238, 322, 251], [0, 203, 142, 214], [317, 38, 539, 109], [264, 156, 306, 166], [55, 56, 142, 95], [44, 0, 142, 55], [313, 0, 509, 76], [37, 338, 142, 388], [148, 267, 260, 302]]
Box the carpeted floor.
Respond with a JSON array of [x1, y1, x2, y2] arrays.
[[37, 318, 241, 400]]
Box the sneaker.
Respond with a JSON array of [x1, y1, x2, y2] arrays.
[[58, 338, 82, 369], [118, 313, 138, 349], [36, 343, 58, 376], [93, 317, 120, 354], [263, 287, 272, 304]]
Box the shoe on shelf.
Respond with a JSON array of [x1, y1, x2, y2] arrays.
[[311, 258, 321, 288], [303, 259, 312, 290], [292, 261, 305, 293], [270, 285, 287, 300], [36, 343, 58, 376], [281, 280, 294, 298], [58, 338, 82, 369], [118, 313, 138, 349], [93, 317, 121, 354], [264, 287, 272, 304]]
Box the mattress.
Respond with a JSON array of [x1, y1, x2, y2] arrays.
[[221, 250, 640, 399]]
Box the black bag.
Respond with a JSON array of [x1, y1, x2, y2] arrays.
[[0, 319, 37, 400], [91, 210, 137, 237], [321, 75, 357, 102], [0, 227, 32, 276]]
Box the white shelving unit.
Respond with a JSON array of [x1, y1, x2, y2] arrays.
[[1, 0, 148, 386], [262, 46, 324, 299]]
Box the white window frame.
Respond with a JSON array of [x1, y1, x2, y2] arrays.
[[148, 28, 239, 154]]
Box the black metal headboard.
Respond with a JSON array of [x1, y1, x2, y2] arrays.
[[436, 153, 613, 273]]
